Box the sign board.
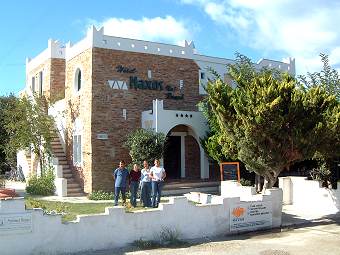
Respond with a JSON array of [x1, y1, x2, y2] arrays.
[[230, 201, 272, 232], [220, 162, 240, 181], [0, 212, 32, 235], [97, 133, 108, 140]]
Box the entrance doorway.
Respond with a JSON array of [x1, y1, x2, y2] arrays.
[[164, 136, 181, 179]]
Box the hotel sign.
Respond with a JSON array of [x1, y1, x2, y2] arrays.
[[230, 201, 272, 232], [108, 65, 184, 99], [0, 212, 33, 235]]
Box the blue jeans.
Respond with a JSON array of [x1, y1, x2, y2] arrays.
[[151, 181, 164, 208], [130, 181, 139, 207], [141, 182, 152, 207], [114, 187, 126, 206]]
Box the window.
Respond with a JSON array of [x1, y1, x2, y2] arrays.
[[73, 134, 82, 165], [72, 119, 82, 166], [39, 71, 43, 96], [200, 72, 205, 80], [31, 77, 35, 93], [74, 68, 82, 92], [147, 70, 152, 79], [179, 80, 184, 90]]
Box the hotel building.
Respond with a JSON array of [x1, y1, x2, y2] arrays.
[[18, 26, 295, 196]]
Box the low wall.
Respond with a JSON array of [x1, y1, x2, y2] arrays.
[[279, 176, 340, 214], [0, 182, 282, 255]]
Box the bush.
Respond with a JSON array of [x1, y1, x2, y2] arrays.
[[132, 227, 186, 249], [88, 190, 114, 200], [0, 175, 5, 188], [310, 162, 331, 182], [26, 170, 55, 196], [240, 178, 252, 186]]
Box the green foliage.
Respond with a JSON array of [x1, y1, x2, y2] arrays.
[[4, 95, 55, 166], [133, 227, 186, 249], [204, 53, 340, 189], [124, 128, 166, 165], [240, 178, 252, 186], [310, 161, 331, 182], [26, 169, 55, 196], [0, 175, 5, 188], [132, 239, 160, 249], [299, 53, 340, 101], [25, 198, 113, 222], [88, 190, 114, 200], [0, 95, 18, 171]]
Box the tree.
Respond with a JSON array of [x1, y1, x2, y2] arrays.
[[124, 128, 166, 165], [204, 54, 340, 189], [299, 53, 340, 101], [0, 95, 17, 173], [4, 95, 55, 175]]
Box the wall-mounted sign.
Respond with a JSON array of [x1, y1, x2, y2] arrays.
[[108, 80, 128, 90], [0, 212, 32, 235], [116, 65, 136, 73], [110, 65, 184, 99], [129, 76, 163, 91], [230, 201, 272, 232], [97, 133, 108, 140], [165, 85, 184, 100], [220, 162, 240, 182]]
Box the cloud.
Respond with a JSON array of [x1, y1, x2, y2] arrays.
[[181, 0, 340, 74], [89, 16, 191, 46]]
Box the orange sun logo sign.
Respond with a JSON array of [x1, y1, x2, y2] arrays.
[[232, 207, 245, 217]]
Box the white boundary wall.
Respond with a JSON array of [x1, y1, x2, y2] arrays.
[[279, 176, 340, 214], [0, 183, 282, 255]]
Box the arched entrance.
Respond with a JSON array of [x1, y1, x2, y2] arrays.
[[163, 125, 201, 180]]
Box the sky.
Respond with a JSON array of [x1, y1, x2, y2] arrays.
[[1, 0, 340, 96]]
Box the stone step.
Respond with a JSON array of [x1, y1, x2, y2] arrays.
[[63, 173, 73, 178], [63, 169, 72, 174], [52, 148, 64, 153], [66, 192, 85, 197], [67, 187, 83, 193], [67, 183, 81, 188], [163, 181, 220, 190], [162, 186, 220, 196]]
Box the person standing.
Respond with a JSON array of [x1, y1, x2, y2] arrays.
[[150, 159, 166, 208], [140, 160, 152, 207], [112, 160, 129, 206], [129, 163, 141, 207]]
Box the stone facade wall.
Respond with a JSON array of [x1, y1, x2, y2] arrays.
[[185, 135, 201, 179], [64, 49, 93, 193], [50, 58, 65, 102], [90, 47, 202, 191]]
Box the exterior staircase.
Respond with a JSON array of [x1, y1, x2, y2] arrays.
[[50, 133, 84, 197]]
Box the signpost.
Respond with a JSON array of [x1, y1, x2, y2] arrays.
[[220, 162, 240, 182], [230, 201, 272, 232]]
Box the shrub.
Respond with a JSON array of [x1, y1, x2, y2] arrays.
[[88, 190, 114, 200], [0, 175, 5, 188], [159, 227, 186, 247], [240, 178, 252, 186], [26, 169, 55, 196], [310, 162, 331, 182]]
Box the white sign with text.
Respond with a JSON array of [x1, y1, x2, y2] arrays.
[[0, 212, 32, 235], [230, 201, 272, 232]]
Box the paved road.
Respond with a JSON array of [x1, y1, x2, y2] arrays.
[[74, 223, 340, 255]]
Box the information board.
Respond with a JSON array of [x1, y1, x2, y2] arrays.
[[0, 212, 32, 235], [230, 201, 272, 232], [220, 162, 240, 181]]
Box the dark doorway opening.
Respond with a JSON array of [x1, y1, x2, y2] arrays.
[[164, 136, 181, 179]]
